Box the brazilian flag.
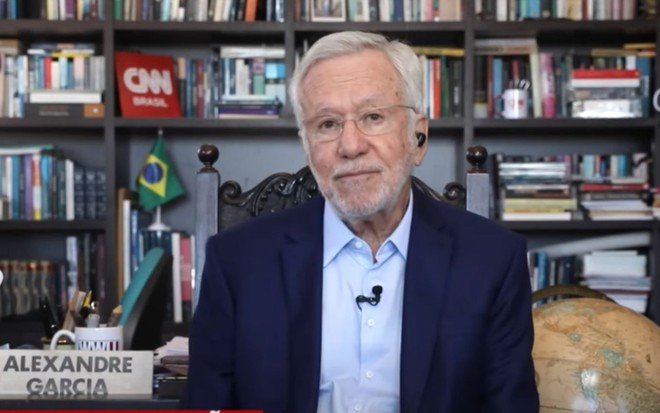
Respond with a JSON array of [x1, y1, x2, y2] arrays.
[[137, 132, 184, 211]]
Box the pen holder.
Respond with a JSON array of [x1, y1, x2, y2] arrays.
[[49, 326, 123, 351], [494, 88, 529, 119]]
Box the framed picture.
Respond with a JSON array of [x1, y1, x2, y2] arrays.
[[311, 0, 346, 22]]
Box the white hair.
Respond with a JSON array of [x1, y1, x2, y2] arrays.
[[288, 31, 424, 140]]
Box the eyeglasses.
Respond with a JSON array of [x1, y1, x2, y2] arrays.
[[302, 105, 416, 143]]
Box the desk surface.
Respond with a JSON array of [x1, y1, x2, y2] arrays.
[[0, 396, 179, 410]]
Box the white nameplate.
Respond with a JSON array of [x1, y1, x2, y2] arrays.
[[0, 350, 153, 397]]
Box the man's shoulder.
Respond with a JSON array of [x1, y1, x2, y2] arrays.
[[421, 194, 525, 246], [208, 195, 323, 246]]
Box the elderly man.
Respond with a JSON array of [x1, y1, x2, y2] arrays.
[[183, 31, 539, 413]]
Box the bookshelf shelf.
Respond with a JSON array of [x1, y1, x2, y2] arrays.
[[113, 21, 286, 44], [0, 220, 106, 232], [293, 21, 466, 34], [113, 20, 286, 32], [113, 117, 299, 131], [0, 19, 105, 37], [474, 19, 657, 37], [473, 118, 656, 130], [428, 118, 464, 129], [0, 118, 104, 130], [503, 220, 654, 232]]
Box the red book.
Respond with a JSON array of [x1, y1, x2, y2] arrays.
[[572, 69, 640, 79], [579, 183, 649, 192], [114, 51, 181, 118]]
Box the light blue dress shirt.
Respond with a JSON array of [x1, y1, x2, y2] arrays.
[[318, 194, 412, 413]]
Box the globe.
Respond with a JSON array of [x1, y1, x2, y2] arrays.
[[532, 298, 660, 412]]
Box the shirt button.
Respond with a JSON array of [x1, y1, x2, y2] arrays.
[[355, 241, 363, 249], [366, 370, 374, 379], [354, 404, 363, 411], [367, 319, 375, 327]]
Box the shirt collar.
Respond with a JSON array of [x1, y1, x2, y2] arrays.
[[323, 189, 414, 267]]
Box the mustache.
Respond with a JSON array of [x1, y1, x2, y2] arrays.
[[331, 162, 384, 179]]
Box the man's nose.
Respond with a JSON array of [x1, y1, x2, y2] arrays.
[[337, 119, 368, 158]]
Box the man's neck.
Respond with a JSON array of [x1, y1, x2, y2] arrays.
[[343, 189, 412, 258]]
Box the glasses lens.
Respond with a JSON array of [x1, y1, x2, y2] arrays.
[[306, 105, 412, 142], [309, 117, 342, 142]]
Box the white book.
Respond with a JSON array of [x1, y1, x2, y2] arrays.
[[583, 254, 647, 277], [29, 89, 102, 104], [4, 156, 12, 218], [501, 212, 572, 221], [0, 145, 53, 156], [571, 78, 640, 88], [65, 159, 74, 221], [122, 199, 132, 292], [66, 236, 78, 300], [171, 231, 182, 323], [219, 46, 285, 59]]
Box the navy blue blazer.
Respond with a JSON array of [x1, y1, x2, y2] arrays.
[[182, 187, 539, 412]]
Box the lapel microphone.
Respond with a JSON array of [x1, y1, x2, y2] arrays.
[[356, 285, 383, 310]]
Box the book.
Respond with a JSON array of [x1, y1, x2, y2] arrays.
[[114, 51, 181, 118], [28, 90, 102, 104], [24, 103, 105, 118]]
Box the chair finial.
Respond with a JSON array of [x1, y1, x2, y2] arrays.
[[442, 181, 466, 203], [466, 145, 488, 173], [198, 144, 219, 169]]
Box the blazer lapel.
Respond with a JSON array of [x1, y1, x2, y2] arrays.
[[280, 196, 324, 413], [400, 189, 454, 413]]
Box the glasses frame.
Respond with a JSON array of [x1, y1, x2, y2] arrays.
[[302, 104, 417, 143]]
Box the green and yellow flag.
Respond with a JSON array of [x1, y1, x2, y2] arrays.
[[137, 132, 184, 211]]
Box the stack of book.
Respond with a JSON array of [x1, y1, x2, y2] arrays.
[[580, 250, 650, 313], [494, 154, 576, 221], [576, 152, 651, 220], [211, 45, 285, 119], [570, 69, 642, 118], [578, 182, 652, 220], [214, 95, 282, 120]]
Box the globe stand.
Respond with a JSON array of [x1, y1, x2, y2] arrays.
[[148, 206, 171, 231]]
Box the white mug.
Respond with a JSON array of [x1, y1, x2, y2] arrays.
[[653, 88, 660, 113], [495, 89, 529, 119], [49, 326, 123, 351]]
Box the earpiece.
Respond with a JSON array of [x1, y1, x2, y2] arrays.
[[416, 132, 427, 147]]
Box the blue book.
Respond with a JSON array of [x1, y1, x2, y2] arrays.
[[492, 58, 504, 114]]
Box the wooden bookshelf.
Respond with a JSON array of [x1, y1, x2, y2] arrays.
[[0, 1, 658, 331]]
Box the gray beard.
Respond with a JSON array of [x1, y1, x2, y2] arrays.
[[312, 155, 416, 221]]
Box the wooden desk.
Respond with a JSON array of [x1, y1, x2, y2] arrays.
[[0, 395, 179, 409]]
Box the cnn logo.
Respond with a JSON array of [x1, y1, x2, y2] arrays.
[[123, 68, 173, 95]]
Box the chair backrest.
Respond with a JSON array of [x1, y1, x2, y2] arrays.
[[193, 145, 489, 311], [119, 247, 172, 350]]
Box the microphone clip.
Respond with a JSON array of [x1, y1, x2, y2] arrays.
[[356, 285, 383, 311]]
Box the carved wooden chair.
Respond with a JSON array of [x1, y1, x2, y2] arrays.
[[192, 144, 490, 310]]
